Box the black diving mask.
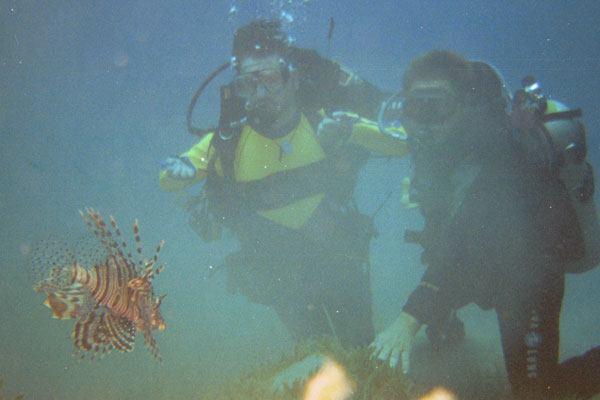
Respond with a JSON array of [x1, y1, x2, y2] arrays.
[[231, 65, 288, 98], [401, 88, 460, 126]]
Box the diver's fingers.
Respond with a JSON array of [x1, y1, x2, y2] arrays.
[[401, 347, 411, 374], [389, 346, 401, 368], [371, 343, 384, 360], [331, 110, 346, 119], [318, 118, 334, 127], [367, 342, 378, 356], [317, 118, 339, 137], [374, 342, 390, 363], [160, 156, 178, 169]]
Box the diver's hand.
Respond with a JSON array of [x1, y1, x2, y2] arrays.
[[317, 111, 359, 149], [370, 312, 422, 374], [160, 156, 196, 180]]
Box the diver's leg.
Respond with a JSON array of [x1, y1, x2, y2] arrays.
[[322, 258, 374, 348], [271, 294, 330, 343], [225, 250, 330, 342], [496, 274, 564, 399], [271, 262, 375, 346]]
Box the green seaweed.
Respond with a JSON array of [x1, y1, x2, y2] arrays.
[[204, 335, 422, 399], [203, 335, 593, 399]]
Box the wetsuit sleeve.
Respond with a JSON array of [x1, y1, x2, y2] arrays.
[[347, 118, 408, 157], [322, 111, 408, 157], [329, 67, 389, 120], [402, 175, 518, 325], [158, 133, 216, 192], [403, 272, 458, 326]]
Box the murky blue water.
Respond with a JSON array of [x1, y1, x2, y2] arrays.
[[2, 1, 599, 398]]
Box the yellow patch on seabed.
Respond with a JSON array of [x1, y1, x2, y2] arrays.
[[303, 359, 355, 400], [302, 360, 458, 400], [418, 387, 457, 400]]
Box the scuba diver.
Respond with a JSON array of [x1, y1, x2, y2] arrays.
[[370, 50, 600, 399], [159, 19, 407, 348]]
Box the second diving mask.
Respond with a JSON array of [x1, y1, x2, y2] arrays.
[[401, 88, 460, 125], [378, 88, 460, 139]]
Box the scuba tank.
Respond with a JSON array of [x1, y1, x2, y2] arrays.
[[511, 76, 600, 273], [550, 109, 600, 273]]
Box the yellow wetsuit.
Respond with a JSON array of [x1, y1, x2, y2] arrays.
[[159, 112, 407, 230]]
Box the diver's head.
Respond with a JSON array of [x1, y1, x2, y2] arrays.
[[230, 20, 298, 132], [400, 50, 507, 154], [231, 19, 292, 70]]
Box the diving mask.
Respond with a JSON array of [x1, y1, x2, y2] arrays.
[[401, 88, 460, 126], [231, 66, 287, 98], [377, 87, 460, 137]]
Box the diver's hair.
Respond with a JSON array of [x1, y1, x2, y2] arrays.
[[231, 19, 290, 69], [403, 50, 507, 111]]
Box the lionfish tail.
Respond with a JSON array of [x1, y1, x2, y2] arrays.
[[35, 260, 94, 320], [42, 285, 88, 320]]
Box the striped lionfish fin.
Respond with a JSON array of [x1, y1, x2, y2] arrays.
[[128, 257, 164, 298], [42, 283, 92, 320], [79, 209, 137, 277], [104, 313, 136, 353], [80, 208, 165, 292], [73, 311, 135, 361]]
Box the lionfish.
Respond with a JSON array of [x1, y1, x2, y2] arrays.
[[30, 208, 166, 361]]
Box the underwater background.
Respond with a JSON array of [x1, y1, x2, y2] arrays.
[[1, 0, 599, 398]]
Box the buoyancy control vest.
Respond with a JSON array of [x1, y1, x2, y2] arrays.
[[204, 112, 369, 232]]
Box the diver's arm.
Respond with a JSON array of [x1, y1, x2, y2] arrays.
[[317, 112, 408, 157], [158, 133, 215, 192], [347, 116, 408, 156], [402, 277, 454, 328], [330, 68, 390, 121]]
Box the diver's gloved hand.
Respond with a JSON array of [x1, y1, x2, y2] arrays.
[[160, 156, 196, 180], [370, 311, 422, 374], [317, 111, 359, 150]]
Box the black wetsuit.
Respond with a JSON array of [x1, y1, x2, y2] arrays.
[[403, 124, 600, 398], [223, 198, 376, 348]]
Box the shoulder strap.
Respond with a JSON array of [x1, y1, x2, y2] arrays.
[[205, 158, 332, 224], [208, 85, 247, 179], [208, 130, 241, 180]]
